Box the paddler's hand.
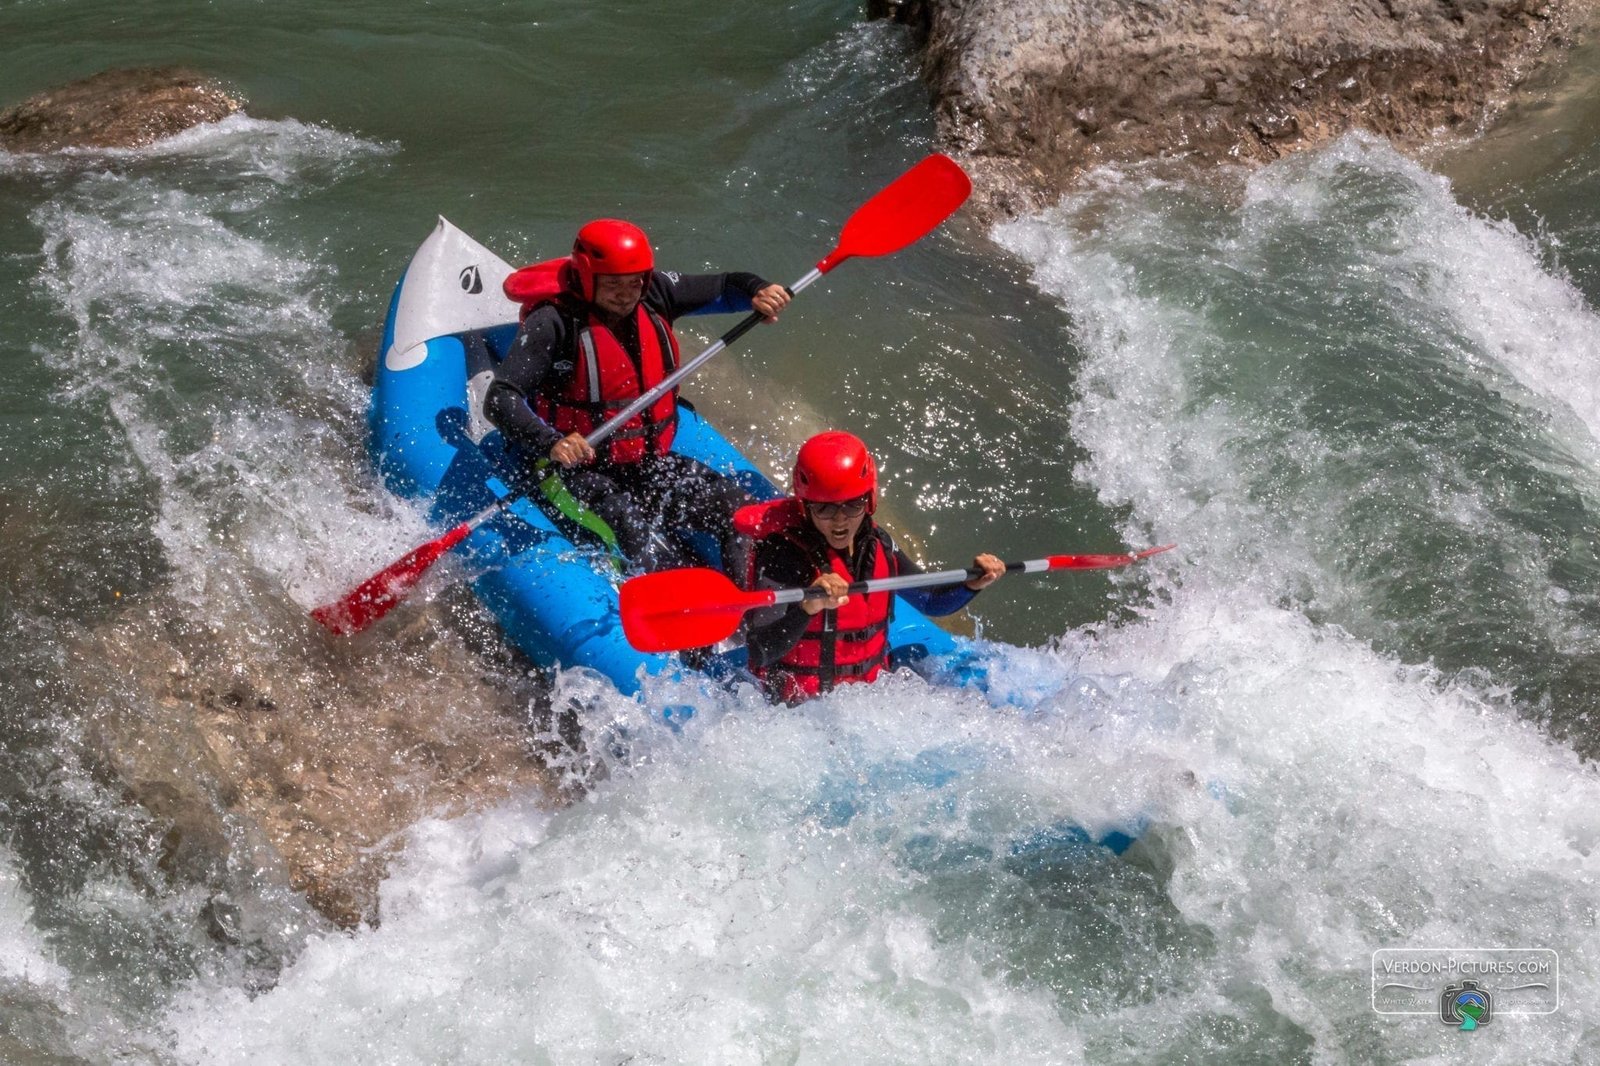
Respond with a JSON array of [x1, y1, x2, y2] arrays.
[[550, 432, 596, 467], [751, 283, 790, 323], [965, 553, 1005, 591], [802, 571, 850, 615]]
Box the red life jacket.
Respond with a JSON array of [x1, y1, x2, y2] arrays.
[[503, 258, 570, 321], [738, 500, 898, 702], [505, 262, 681, 464]]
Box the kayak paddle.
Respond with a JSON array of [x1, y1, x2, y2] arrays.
[[619, 545, 1177, 654], [312, 154, 974, 635]]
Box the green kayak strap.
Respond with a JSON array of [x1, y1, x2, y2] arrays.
[[530, 459, 624, 567]]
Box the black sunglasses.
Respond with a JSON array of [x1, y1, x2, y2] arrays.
[[806, 496, 869, 520]]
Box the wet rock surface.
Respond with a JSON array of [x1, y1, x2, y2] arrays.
[[67, 592, 557, 929], [882, 0, 1595, 215], [0, 67, 242, 154]]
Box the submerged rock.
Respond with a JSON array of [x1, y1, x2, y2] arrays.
[[69, 592, 557, 929], [882, 0, 1592, 215], [0, 67, 242, 154]]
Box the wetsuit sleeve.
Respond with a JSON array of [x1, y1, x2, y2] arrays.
[[483, 306, 568, 456], [648, 270, 770, 321], [743, 537, 820, 670], [892, 548, 980, 617]]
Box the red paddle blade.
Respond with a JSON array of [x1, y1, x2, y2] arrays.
[[1045, 544, 1176, 571], [620, 567, 775, 654], [817, 154, 972, 273], [310, 522, 473, 635]]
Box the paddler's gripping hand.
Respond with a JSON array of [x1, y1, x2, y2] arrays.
[[751, 283, 791, 323], [550, 432, 596, 467], [965, 553, 1005, 591], [801, 571, 850, 615]]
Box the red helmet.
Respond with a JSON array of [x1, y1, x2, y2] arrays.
[[570, 219, 654, 302], [793, 431, 878, 513]]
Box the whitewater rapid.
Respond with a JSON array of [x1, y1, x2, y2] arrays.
[[5, 113, 1600, 1064]]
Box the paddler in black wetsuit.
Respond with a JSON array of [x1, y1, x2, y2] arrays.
[[484, 219, 790, 570], [737, 431, 1005, 703]]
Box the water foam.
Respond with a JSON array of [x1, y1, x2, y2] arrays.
[[1, 113, 394, 186], [18, 107, 1600, 1063], [979, 135, 1600, 1059], [0, 844, 66, 990], [26, 117, 428, 611], [1039, 131, 1559, 587], [998, 136, 1600, 718], [154, 550, 1600, 1063], [1244, 137, 1600, 463], [6, 108, 452, 1058], [165, 656, 1208, 1065]]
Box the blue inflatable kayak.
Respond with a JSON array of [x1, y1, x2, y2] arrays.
[[369, 218, 982, 697], [365, 218, 1157, 856]]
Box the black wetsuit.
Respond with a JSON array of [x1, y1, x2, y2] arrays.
[[484, 269, 769, 570]]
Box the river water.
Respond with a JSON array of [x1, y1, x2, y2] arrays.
[[2, 2, 1599, 1063]]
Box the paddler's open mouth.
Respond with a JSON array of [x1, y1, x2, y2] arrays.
[[821, 524, 853, 548]]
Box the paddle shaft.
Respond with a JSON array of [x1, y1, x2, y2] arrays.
[[584, 268, 822, 449], [439, 268, 825, 539], [765, 553, 1159, 607], [618, 545, 1171, 652], [771, 564, 988, 606]]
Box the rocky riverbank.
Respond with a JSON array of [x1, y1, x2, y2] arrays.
[[877, 0, 1596, 216]]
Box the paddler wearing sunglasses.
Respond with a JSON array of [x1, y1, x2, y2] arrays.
[[731, 431, 1004, 703]]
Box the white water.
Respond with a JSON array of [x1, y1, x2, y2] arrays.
[[166, 135, 1600, 1064], [165, 660, 1203, 1065], [2, 113, 389, 181], [26, 117, 437, 614], [10, 120, 1600, 1062], [997, 136, 1600, 593], [990, 135, 1600, 1060], [0, 846, 66, 989], [155, 570, 1600, 1063]]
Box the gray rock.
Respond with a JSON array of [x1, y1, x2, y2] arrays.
[[0, 66, 243, 154], [880, 0, 1590, 215], [66, 592, 556, 929]]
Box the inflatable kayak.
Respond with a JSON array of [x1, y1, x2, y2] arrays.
[[369, 217, 982, 697], [363, 217, 1156, 857]]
